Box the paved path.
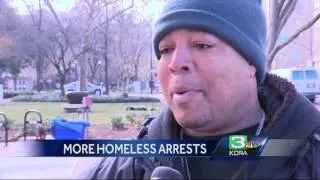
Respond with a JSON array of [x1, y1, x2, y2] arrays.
[[0, 157, 77, 179], [0, 136, 105, 179], [0, 136, 78, 179]]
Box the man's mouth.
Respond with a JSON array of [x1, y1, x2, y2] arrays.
[[172, 90, 201, 103], [175, 91, 187, 95]]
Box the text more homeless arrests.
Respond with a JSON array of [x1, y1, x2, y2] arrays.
[[63, 143, 207, 155]]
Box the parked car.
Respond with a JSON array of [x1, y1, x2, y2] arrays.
[[271, 68, 320, 103], [63, 81, 105, 95]]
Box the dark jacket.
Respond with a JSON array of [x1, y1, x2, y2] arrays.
[[83, 74, 320, 179]]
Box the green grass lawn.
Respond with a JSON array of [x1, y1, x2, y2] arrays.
[[0, 102, 163, 124]]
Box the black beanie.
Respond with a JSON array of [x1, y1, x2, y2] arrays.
[[153, 0, 267, 84]]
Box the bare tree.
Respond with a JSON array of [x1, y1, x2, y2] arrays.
[[87, 52, 101, 83], [98, 0, 134, 95], [22, 0, 47, 91], [44, 0, 133, 94], [130, 18, 151, 81], [44, 30, 75, 96], [73, 0, 103, 91], [110, 9, 152, 95], [267, 0, 320, 70]]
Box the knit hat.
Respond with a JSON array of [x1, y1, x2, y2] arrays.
[[153, 0, 267, 84]]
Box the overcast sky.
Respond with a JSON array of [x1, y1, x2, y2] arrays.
[[10, 0, 163, 20]]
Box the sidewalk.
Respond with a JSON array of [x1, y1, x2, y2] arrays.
[[0, 135, 54, 157], [0, 157, 77, 179], [0, 135, 103, 179], [0, 136, 76, 179]]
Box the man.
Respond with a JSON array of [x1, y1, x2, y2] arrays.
[[83, 0, 320, 179]]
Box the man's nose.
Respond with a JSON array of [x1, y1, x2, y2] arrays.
[[168, 47, 192, 74]]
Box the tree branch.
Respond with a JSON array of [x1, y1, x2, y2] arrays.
[[268, 13, 320, 68], [87, 0, 133, 36], [277, 0, 286, 18], [278, 0, 297, 33], [38, 0, 42, 30], [43, 0, 76, 58], [267, 1, 280, 54], [109, 0, 133, 21], [22, 0, 36, 25]]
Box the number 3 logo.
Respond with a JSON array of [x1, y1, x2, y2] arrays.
[[229, 135, 247, 150]]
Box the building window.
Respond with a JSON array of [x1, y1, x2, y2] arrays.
[[292, 70, 304, 80], [18, 81, 25, 85]]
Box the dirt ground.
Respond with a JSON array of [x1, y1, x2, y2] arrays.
[[87, 124, 139, 139]]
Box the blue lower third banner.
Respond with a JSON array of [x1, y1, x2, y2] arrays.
[[35, 140, 218, 157], [27, 136, 306, 158]]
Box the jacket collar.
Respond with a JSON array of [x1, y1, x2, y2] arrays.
[[258, 73, 297, 133]]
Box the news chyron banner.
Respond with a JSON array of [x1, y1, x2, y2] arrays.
[[25, 136, 306, 158]]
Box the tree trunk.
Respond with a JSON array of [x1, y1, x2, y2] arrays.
[[104, 55, 109, 95], [13, 76, 17, 91], [103, 4, 110, 96], [36, 57, 42, 92], [89, 70, 96, 84], [134, 64, 138, 81], [59, 74, 66, 96], [267, 0, 278, 57], [268, 12, 320, 69], [79, 53, 87, 91], [265, 0, 320, 71], [121, 76, 128, 97]]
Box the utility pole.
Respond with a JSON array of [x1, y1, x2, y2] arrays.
[[149, 19, 154, 94], [310, 26, 314, 67]]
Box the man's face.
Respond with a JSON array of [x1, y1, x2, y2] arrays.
[[157, 29, 257, 135]]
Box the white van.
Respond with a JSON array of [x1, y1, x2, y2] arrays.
[[63, 81, 105, 95], [271, 68, 320, 103]]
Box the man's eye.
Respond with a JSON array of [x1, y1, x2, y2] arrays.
[[194, 43, 215, 49], [159, 48, 173, 55]]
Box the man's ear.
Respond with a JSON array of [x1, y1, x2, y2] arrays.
[[154, 72, 158, 78]]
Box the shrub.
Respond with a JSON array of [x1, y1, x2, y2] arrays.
[[111, 116, 124, 129], [126, 113, 136, 125], [11, 92, 160, 103], [11, 91, 66, 102], [122, 92, 129, 98], [3, 92, 19, 99], [91, 95, 160, 103], [3, 91, 36, 99]]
